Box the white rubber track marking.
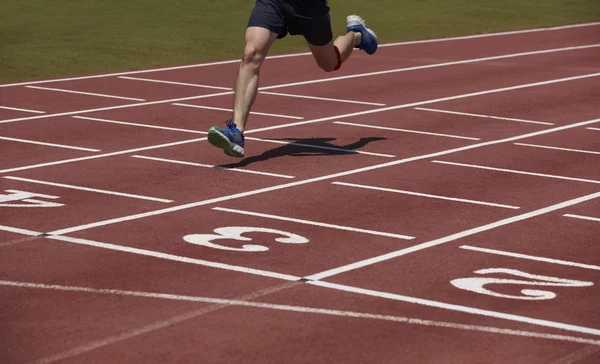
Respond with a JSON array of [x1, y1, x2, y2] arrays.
[[1, 22, 598, 88]]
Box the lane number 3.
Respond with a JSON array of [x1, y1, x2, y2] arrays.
[[451, 268, 593, 300], [184, 226, 309, 252]]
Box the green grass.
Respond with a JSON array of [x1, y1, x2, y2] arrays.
[[1, 0, 598, 82]]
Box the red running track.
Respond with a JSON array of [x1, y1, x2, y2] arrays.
[[1, 22, 600, 364]]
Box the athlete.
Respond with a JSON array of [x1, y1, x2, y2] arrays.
[[207, 0, 378, 158]]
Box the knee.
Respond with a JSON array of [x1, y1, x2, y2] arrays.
[[241, 45, 267, 69], [317, 60, 338, 73]]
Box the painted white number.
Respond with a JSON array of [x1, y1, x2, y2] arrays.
[[183, 226, 309, 252], [451, 268, 593, 300], [0, 189, 63, 207]]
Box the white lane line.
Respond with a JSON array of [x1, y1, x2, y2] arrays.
[[0, 224, 40, 236], [245, 136, 395, 158], [460, 245, 600, 271], [47, 117, 600, 235], [333, 121, 481, 141], [0, 105, 45, 114], [0, 137, 206, 174], [47, 235, 300, 281], [514, 143, 600, 155], [306, 191, 600, 280], [3, 47, 599, 126], [0, 91, 235, 125], [72, 116, 207, 134], [2, 280, 599, 347], [259, 91, 386, 106], [588, 127, 600, 132], [118, 76, 233, 90], [564, 214, 600, 222], [212, 207, 415, 240], [2, 72, 597, 175], [247, 72, 600, 134], [25, 86, 146, 101], [172, 103, 304, 120], [1, 22, 598, 88], [415, 107, 554, 126], [257, 44, 600, 91], [131, 155, 295, 179], [25, 282, 299, 364], [432, 160, 600, 184], [332, 181, 520, 209], [378, 22, 600, 48], [0, 136, 100, 152], [309, 280, 600, 337], [550, 346, 600, 364], [3, 176, 173, 203]]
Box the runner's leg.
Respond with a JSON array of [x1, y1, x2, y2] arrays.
[[233, 27, 278, 132]]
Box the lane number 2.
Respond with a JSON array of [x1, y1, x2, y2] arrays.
[[451, 268, 593, 300], [183, 226, 309, 252]]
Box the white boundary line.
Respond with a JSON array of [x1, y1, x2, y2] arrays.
[[309, 280, 600, 337], [378, 22, 600, 47], [254, 44, 600, 91], [414, 107, 554, 126], [2, 280, 599, 347], [131, 155, 295, 179], [0, 91, 235, 125], [5, 71, 597, 177], [332, 182, 520, 209], [0, 105, 45, 114], [1, 22, 598, 88], [46, 117, 600, 235], [1, 46, 598, 126], [245, 136, 396, 158], [0, 136, 100, 152], [514, 143, 600, 155], [432, 160, 600, 184], [3, 176, 173, 203], [172, 102, 304, 120], [121, 77, 384, 106], [48, 234, 300, 281], [120, 77, 384, 106], [258, 91, 386, 106], [0, 224, 40, 236], [459, 245, 600, 271], [25, 86, 146, 102], [6, 221, 600, 340], [563, 214, 600, 222], [305, 191, 600, 280], [212, 207, 416, 240], [74, 116, 392, 158], [72, 115, 208, 134], [550, 346, 600, 364], [0, 137, 207, 174], [245, 72, 600, 134], [588, 127, 600, 132], [118, 76, 233, 90], [333, 121, 481, 141]]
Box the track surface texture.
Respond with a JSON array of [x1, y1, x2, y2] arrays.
[[1, 23, 600, 364]]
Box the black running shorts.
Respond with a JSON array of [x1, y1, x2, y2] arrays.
[[247, 0, 333, 46]]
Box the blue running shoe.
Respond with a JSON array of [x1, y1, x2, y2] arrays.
[[208, 120, 245, 157], [347, 15, 378, 55]]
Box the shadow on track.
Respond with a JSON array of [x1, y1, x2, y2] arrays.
[[217, 137, 387, 168]]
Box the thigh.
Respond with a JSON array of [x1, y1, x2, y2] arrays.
[[245, 26, 279, 57], [247, 0, 288, 39]]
